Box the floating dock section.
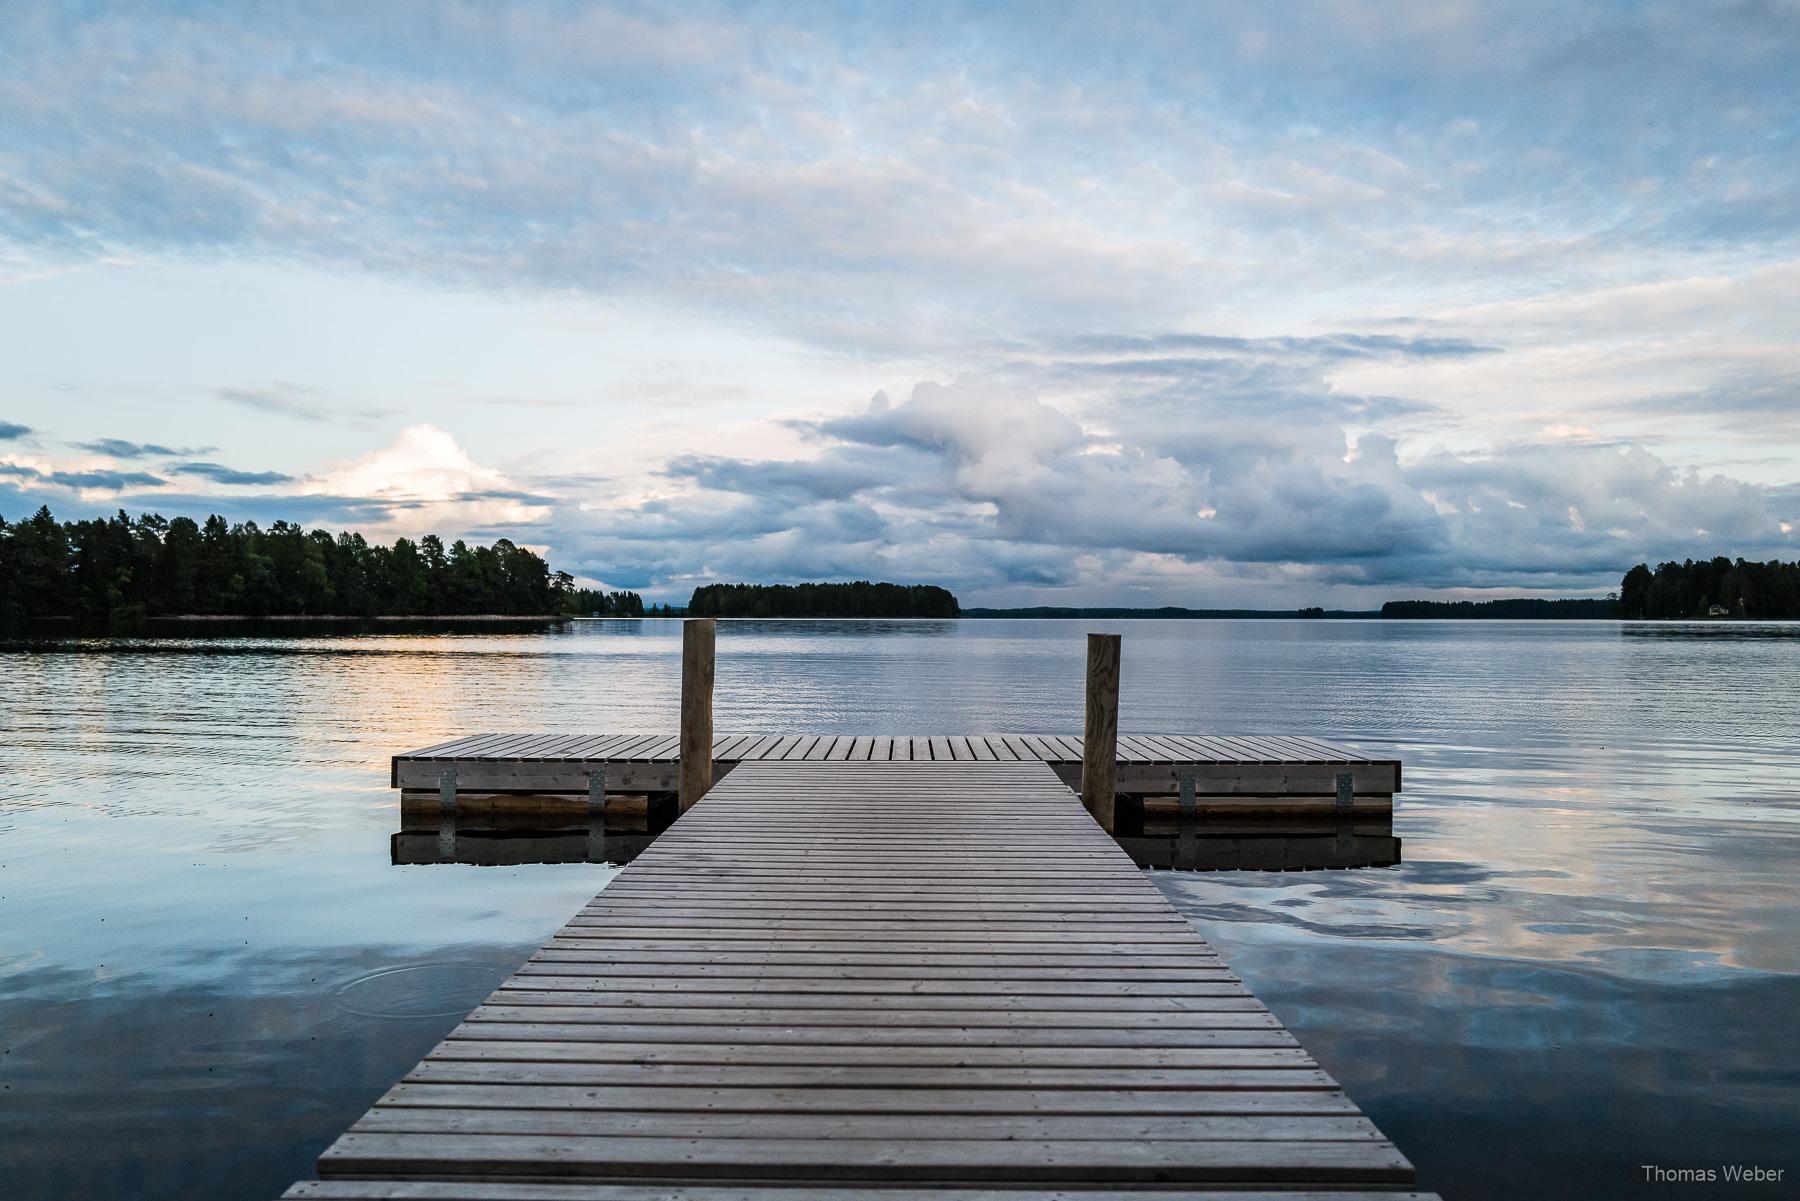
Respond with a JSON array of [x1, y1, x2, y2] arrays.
[[394, 732, 1401, 817]]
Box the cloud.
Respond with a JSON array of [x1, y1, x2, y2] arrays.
[[0, 421, 31, 440], [2, 462, 168, 490], [1054, 332, 1500, 362], [0, 5, 1795, 601], [75, 437, 211, 457], [215, 385, 331, 422], [167, 461, 295, 486], [551, 374, 1795, 601], [0, 426, 562, 546], [214, 384, 393, 427], [6, 2, 1794, 354], [48, 468, 167, 490], [302, 424, 552, 534]]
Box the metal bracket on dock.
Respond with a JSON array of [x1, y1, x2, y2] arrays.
[[436, 767, 459, 860], [586, 767, 609, 862], [1335, 770, 1355, 854], [1335, 772, 1356, 857]]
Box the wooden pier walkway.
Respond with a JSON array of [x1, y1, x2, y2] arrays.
[[287, 759, 1430, 1199], [394, 732, 1401, 816]]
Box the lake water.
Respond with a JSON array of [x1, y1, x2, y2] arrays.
[[2, 619, 1797, 1200]]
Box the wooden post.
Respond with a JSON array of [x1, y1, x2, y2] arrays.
[[1080, 632, 1121, 833], [679, 617, 715, 811]]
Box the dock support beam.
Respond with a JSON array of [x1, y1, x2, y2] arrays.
[[679, 617, 715, 811], [1081, 631, 1121, 833]]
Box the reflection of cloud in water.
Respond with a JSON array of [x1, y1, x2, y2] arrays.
[[1158, 786, 1800, 982], [1189, 938, 1800, 1201], [0, 949, 525, 1201]]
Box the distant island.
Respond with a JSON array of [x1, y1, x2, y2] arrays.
[[686, 582, 960, 618]]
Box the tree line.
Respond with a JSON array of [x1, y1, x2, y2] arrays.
[[1380, 598, 1618, 619], [570, 588, 648, 616], [0, 505, 575, 622], [12, 502, 1787, 625], [687, 581, 961, 618], [963, 605, 1376, 618], [1619, 557, 1800, 619]]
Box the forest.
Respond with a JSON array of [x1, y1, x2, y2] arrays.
[[687, 581, 960, 618], [0, 505, 575, 622], [1618, 557, 1800, 619], [1379, 598, 1618, 619], [570, 588, 649, 616]]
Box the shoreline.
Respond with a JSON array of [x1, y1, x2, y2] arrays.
[[154, 613, 570, 622]]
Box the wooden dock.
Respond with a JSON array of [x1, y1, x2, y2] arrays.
[[394, 732, 1401, 817], [288, 759, 1430, 1199]]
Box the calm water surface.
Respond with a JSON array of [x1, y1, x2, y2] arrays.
[[2, 619, 1797, 1199]]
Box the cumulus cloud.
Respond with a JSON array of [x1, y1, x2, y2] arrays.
[[302, 424, 553, 534], [1, 425, 554, 543], [549, 371, 1795, 602]]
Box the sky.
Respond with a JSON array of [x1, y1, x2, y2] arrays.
[[1, 1, 1797, 606]]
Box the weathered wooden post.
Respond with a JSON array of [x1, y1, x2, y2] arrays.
[[679, 617, 715, 811], [1080, 632, 1121, 833]]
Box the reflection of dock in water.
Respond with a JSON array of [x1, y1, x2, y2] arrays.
[[396, 807, 1400, 874], [1114, 795, 1401, 872], [392, 797, 672, 867]]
